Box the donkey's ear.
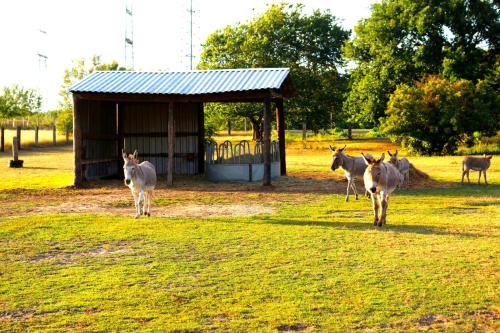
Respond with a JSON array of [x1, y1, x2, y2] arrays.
[[377, 153, 385, 163], [361, 152, 372, 165], [329, 145, 335, 152], [339, 144, 346, 152], [395, 149, 398, 157], [133, 150, 138, 160], [487, 155, 493, 160], [122, 149, 128, 160], [387, 150, 392, 157]]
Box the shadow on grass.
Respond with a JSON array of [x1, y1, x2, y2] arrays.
[[250, 218, 487, 238]]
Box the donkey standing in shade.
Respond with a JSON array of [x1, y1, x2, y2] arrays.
[[387, 150, 410, 188], [122, 149, 157, 218], [362, 153, 403, 227], [330, 145, 371, 202], [461, 155, 493, 185]]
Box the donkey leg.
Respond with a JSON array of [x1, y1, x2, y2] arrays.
[[461, 170, 466, 184], [379, 195, 388, 226], [478, 170, 482, 185], [345, 178, 351, 202], [371, 194, 379, 225], [143, 192, 149, 215], [351, 181, 359, 200], [147, 191, 153, 216], [483, 171, 488, 185], [466, 170, 470, 184], [139, 190, 146, 215], [133, 192, 140, 218]]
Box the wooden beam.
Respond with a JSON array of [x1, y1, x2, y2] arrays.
[[116, 102, 125, 178], [0, 126, 4, 152], [275, 99, 286, 176], [73, 96, 84, 186], [167, 102, 175, 186], [263, 97, 272, 186], [197, 102, 205, 174]]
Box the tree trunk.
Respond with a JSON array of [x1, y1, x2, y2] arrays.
[[302, 122, 307, 140], [249, 117, 263, 141], [347, 123, 353, 140], [35, 126, 39, 146], [227, 120, 231, 136]]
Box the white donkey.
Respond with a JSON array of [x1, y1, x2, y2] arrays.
[[122, 149, 157, 218], [330, 145, 371, 202], [387, 150, 410, 188], [362, 153, 403, 227]]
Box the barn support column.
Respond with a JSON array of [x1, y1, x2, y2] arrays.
[[73, 96, 84, 186], [167, 102, 175, 186], [263, 97, 272, 186], [275, 99, 286, 176], [197, 102, 205, 174], [116, 102, 125, 178]]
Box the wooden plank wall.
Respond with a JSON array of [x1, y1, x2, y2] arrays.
[[123, 102, 199, 176], [81, 100, 118, 180]]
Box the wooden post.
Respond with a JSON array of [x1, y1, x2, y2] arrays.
[[16, 126, 21, 150], [116, 103, 125, 177], [0, 127, 4, 152], [263, 97, 272, 186], [167, 102, 175, 186], [65, 127, 70, 144], [35, 125, 39, 146], [73, 96, 83, 186], [197, 102, 205, 174], [52, 124, 57, 145], [275, 99, 286, 176], [12, 137, 18, 161]]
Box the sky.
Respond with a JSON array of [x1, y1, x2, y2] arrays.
[[0, 0, 377, 111]]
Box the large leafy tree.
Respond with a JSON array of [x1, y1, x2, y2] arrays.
[[199, 3, 350, 139], [0, 85, 41, 121], [344, 0, 499, 126]]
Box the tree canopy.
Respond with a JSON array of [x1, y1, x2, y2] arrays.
[[343, 0, 499, 126], [198, 3, 350, 138], [0, 85, 41, 120]]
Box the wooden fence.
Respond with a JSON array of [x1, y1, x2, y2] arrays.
[[0, 126, 72, 152]]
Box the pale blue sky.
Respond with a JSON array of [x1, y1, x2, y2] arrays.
[[0, 0, 376, 110]]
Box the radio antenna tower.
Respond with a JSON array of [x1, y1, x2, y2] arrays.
[[187, 0, 194, 70], [37, 29, 48, 112], [124, 3, 134, 70]]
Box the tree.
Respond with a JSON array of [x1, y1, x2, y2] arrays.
[[57, 55, 126, 131], [199, 3, 350, 139], [0, 85, 41, 121], [380, 75, 499, 155], [343, 0, 499, 126]]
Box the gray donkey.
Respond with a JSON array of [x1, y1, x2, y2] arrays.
[[330, 145, 371, 202], [461, 155, 493, 185], [387, 150, 410, 188], [362, 153, 403, 227], [122, 149, 157, 218]]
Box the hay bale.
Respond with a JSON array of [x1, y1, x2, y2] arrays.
[[409, 163, 430, 181]]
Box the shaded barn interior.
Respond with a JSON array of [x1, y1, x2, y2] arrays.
[[70, 68, 293, 186]]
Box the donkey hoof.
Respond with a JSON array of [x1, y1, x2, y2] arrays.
[[355, 195, 359, 200], [373, 220, 378, 226], [345, 197, 349, 202], [147, 213, 151, 217], [135, 214, 140, 219], [377, 222, 383, 227]]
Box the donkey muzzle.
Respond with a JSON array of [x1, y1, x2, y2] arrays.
[[370, 187, 377, 194], [125, 179, 131, 185]]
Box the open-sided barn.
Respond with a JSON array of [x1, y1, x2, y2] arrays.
[[69, 68, 293, 186]]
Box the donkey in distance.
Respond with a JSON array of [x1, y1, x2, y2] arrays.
[[122, 149, 157, 218], [461, 155, 493, 185], [362, 153, 403, 227], [387, 150, 410, 188], [330, 145, 371, 202]]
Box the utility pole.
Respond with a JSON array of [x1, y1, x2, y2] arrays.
[[125, 3, 134, 70], [187, 0, 194, 70], [37, 29, 48, 112]]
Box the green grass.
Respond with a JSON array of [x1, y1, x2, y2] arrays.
[[0, 137, 499, 331]]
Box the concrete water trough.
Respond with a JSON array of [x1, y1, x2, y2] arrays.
[[205, 140, 281, 182]]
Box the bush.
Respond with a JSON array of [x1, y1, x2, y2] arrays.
[[381, 75, 499, 155]]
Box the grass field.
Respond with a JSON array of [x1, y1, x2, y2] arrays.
[[1, 129, 72, 150], [0, 133, 499, 332]]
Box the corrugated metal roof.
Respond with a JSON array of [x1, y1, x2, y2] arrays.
[[69, 68, 290, 95]]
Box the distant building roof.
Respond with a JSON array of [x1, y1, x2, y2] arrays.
[[69, 68, 292, 96]]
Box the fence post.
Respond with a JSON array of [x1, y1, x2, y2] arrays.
[[8, 136, 23, 168], [35, 125, 39, 146], [65, 126, 69, 145], [53, 124, 57, 146], [0, 127, 4, 152], [16, 126, 21, 150]]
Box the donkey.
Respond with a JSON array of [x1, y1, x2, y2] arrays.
[[122, 149, 157, 218], [330, 145, 371, 202], [387, 150, 410, 188], [461, 155, 493, 185], [362, 153, 403, 227]]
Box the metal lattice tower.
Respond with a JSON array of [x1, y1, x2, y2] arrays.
[[37, 28, 48, 112], [124, 3, 134, 70]]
